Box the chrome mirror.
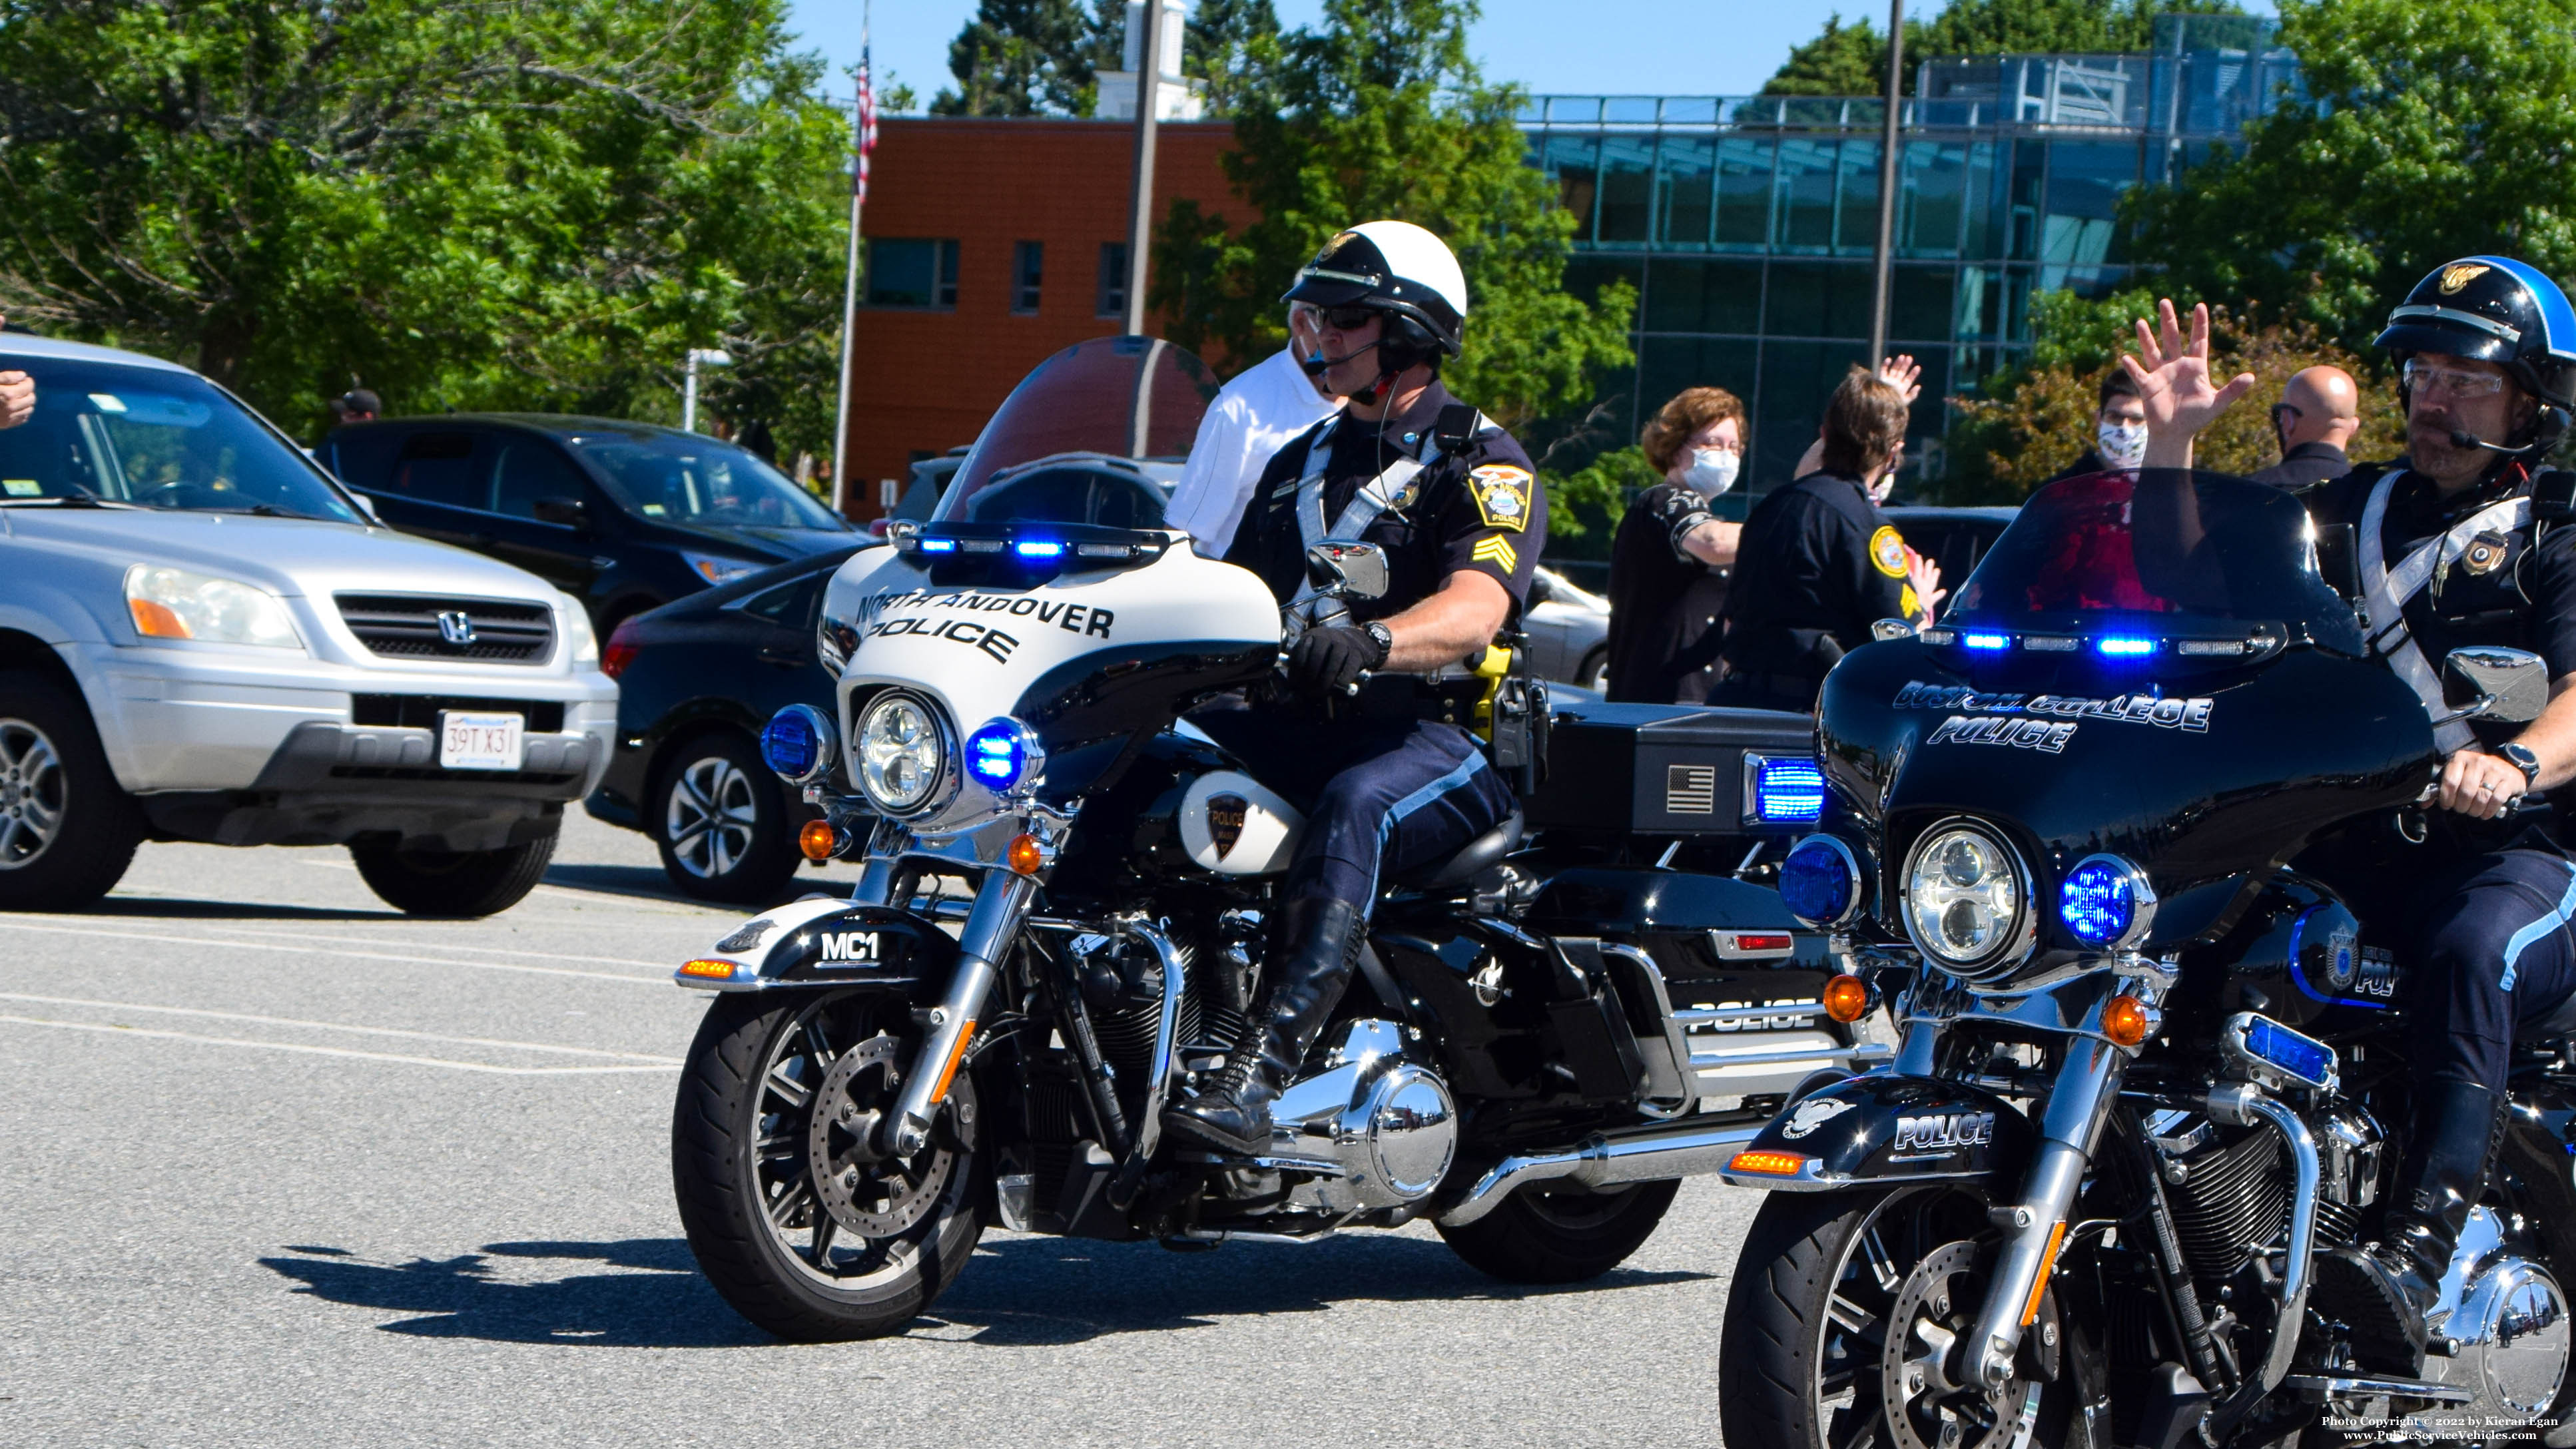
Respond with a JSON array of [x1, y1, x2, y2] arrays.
[[1306, 539, 1391, 601], [2442, 646, 2551, 725], [1871, 618, 1916, 643]]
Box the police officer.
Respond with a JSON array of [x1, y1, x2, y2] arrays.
[[2132, 271, 2576, 1373], [1708, 365, 1940, 713], [1167, 220, 1541, 1154]]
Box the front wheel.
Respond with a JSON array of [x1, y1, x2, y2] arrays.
[[1436, 1177, 1679, 1284], [349, 830, 556, 917], [671, 990, 983, 1342], [0, 671, 143, 910], [1719, 1185, 2082, 1449]]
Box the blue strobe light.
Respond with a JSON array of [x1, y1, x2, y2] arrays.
[[2096, 636, 2156, 657], [1962, 633, 2011, 651], [2060, 854, 2150, 948], [1014, 539, 1066, 559], [965, 718, 1032, 790], [1779, 835, 1861, 927], [760, 704, 834, 784], [1752, 756, 1829, 824]]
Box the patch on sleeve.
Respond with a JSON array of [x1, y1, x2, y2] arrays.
[[1469, 534, 1520, 575], [1869, 525, 1910, 579], [1468, 465, 1534, 533]]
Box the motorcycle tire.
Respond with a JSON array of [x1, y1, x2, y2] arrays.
[[649, 731, 802, 905], [349, 829, 556, 918], [1435, 1178, 1679, 1285], [1720, 1185, 2083, 1449], [0, 671, 143, 912], [672, 990, 984, 1342]]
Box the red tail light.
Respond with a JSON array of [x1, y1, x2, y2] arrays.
[[601, 619, 643, 679]]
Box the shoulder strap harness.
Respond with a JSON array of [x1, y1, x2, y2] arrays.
[[2358, 467, 2529, 752]]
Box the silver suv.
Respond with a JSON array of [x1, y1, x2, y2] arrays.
[[0, 337, 617, 916]]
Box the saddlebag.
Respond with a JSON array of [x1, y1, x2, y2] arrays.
[[1522, 701, 1816, 836]]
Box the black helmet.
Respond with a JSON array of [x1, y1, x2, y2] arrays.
[[1281, 220, 1468, 366], [2378, 257, 2576, 446]]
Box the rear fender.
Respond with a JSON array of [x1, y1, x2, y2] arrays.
[[673, 894, 954, 993], [1716, 1073, 2030, 1191]]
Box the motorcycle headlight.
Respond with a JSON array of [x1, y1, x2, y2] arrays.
[[854, 692, 948, 815], [124, 565, 302, 650], [1902, 819, 2033, 976]]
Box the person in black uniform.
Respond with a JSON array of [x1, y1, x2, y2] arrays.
[[1707, 365, 1941, 712], [1604, 386, 1745, 703], [1167, 220, 1542, 1154], [2132, 270, 2576, 1372]]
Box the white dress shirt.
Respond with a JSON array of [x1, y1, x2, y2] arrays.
[[1166, 347, 1343, 557]]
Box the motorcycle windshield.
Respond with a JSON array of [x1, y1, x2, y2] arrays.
[[1947, 469, 2364, 655], [934, 336, 1219, 527]]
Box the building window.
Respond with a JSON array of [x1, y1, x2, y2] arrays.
[[866, 238, 959, 309], [1098, 242, 1129, 319], [1012, 242, 1044, 314]]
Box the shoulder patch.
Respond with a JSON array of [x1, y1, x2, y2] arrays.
[[1469, 464, 1534, 533], [1869, 525, 1909, 579]]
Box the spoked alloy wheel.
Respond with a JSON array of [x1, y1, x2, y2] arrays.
[[1719, 1185, 2075, 1449], [651, 734, 800, 904], [0, 717, 64, 868], [0, 673, 145, 910], [666, 754, 758, 882], [672, 990, 982, 1341]]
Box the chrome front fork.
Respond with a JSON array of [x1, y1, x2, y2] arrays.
[[1968, 1034, 2126, 1388], [880, 868, 1035, 1158]]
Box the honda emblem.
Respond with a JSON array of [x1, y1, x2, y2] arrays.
[[436, 611, 476, 647]]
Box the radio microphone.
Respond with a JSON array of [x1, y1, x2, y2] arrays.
[[2451, 428, 2524, 455]]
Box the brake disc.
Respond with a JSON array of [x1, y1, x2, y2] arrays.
[[807, 1034, 956, 1239], [1882, 1239, 2035, 1449]]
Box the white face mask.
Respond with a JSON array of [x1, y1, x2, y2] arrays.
[[2096, 418, 2148, 469], [1682, 447, 1740, 496]]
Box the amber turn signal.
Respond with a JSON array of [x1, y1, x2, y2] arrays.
[[799, 819, 840, 862], [679, 959, 738, 980], [2102, 994, 2152, 1047], [1008, 833, 1046, 876], [1729, 1150, 1806, 1176], [1821, 974, 1873, 1023]]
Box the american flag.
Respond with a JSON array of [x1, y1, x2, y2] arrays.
[[854, 51, 878, 204]]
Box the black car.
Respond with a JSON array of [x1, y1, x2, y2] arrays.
[[1885, 503, 2019, 590], [319, 415, 858, 633], [585, 545, 863, 902]]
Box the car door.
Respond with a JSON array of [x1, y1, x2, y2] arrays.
[[483, 435, 609, 596], [730, 567, 836, 709], [1520, 570, 1568, 679], [360, 428, 498, 554]]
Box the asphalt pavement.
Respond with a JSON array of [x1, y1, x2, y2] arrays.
[[0, 812, 1763, 1448]]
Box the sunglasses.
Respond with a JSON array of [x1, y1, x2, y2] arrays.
[[1315, 306, 1382, 331], [2406, 359, 2508, 399]]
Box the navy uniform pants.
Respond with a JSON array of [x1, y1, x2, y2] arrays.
[[2408, 846, 2576, 1093], [1189, 709, 1518, 910]]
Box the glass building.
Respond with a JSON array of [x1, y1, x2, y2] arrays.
[[1522, 17, 2300, 491]]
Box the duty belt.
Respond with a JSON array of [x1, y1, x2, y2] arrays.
[[2358, 466, 2530, 752]]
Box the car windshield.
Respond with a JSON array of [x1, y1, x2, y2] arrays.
[[935, 336, 1216, 525], [571, 431, 848, 532], [0, 356, 360, 522], [1949, 469, 2363, 653]]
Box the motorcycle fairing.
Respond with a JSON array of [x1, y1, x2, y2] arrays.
[[1716, 1073, 2033, 1191]]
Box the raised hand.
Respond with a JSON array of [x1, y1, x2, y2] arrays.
[[1878, 354, 1923, 406], [2118, 299, 2255, 468]]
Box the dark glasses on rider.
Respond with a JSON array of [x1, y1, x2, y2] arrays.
[[1315, 306, 1381, 331]]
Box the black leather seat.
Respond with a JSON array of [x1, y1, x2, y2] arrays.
[[1390, 812, 1523, 892]]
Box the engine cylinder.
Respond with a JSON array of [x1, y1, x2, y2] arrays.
[[2164, 1123, 2288, 1283]]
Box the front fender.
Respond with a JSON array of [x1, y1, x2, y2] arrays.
[[1716, 1073, 2031, 1191], [675, 894, 955, 992]]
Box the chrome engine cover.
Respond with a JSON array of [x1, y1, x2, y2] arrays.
[[2416, 1207, 2573, 1430], [1269, 1019, 1458, 1215]]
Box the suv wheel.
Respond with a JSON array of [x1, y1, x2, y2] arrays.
[[651, 733, 800, 904], [350, 830, 557, 918], [0, 671, 144, 911]]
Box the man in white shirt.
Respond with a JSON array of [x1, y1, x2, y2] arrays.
[[1165, 303, 1345, 556]]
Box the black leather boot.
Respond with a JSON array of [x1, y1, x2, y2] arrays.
[[2316, 1079, 2505, 1374], [1163, 897, 1365, 1154]]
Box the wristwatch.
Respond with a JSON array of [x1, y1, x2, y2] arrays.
[[1361, 620, 1396, 666], [2500, 741, 2543, 787]]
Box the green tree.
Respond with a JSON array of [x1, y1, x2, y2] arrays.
[[1183, 0, 1283, 115], [0, 0, 852, 453], [2134, 0, 2576, 354], [932, 0, 1120, 117], [1762, 0, 2243, 96], [1148, 0, 1634, 431]]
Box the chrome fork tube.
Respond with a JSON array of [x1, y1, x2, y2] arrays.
[[1969, 1035, 2127, 1388], [881, 868, 1036, 1157]]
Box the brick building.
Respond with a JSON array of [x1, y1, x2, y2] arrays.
[[838, 117, 1243, 519]]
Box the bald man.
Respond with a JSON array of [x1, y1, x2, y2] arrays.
[[2248, 365, 2361, 489]]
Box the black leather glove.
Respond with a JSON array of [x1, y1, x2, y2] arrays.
[[1287, 624, 1389, 695]]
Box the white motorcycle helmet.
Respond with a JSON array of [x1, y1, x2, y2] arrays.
[[1282, 220, 1470, 367]]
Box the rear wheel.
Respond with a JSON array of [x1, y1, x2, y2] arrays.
[[651, 732, 800, 904], [1577, 645, 1610, 693], [672, 990, 983, 1341], [1437, 1177, 1679, 1284], [0, 671, 143, 911], [349, 829, 556, 917]]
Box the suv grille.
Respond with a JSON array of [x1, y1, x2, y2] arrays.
[[336, 595, 555, 663]]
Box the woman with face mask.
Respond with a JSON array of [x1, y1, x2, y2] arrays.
[[1604, 387, 1749, 703]]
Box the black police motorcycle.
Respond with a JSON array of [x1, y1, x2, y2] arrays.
[[1714, 469, 2576, 1449], [660, 337, 1862, 1340]]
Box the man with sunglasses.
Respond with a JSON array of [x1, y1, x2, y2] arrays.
[[2133, 258, 2576, 1377], [2246, 364, 2360, 489], [1171, 220, 1541, 1156]]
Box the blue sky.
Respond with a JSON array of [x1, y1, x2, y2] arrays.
[[784, 1, 2274, 110]]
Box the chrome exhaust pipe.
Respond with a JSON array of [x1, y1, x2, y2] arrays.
[[1436, 1117, 1764, 1227]]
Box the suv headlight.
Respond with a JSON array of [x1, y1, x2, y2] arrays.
[[1902, 818, 2033, 976], [124, 565, 302, 649], [854, 692, 949, 815]]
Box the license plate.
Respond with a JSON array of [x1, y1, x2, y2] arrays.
[[438, 711, 525, 770]]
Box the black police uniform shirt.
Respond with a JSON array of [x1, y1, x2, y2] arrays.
[[1717, 469, 1918, 683], [1605, 481, 1729, 703], [2247, 440, 2350, 490], [1223, 379, 1546, 622]]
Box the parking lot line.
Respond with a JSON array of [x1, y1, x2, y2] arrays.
[[0, 1014, 683, 1075], [0, 919, 670, 986], [0, 992, 683, 1062], [180, 922, 679, 971]]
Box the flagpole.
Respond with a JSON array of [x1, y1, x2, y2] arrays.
[[829, 4, 874, 518]]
